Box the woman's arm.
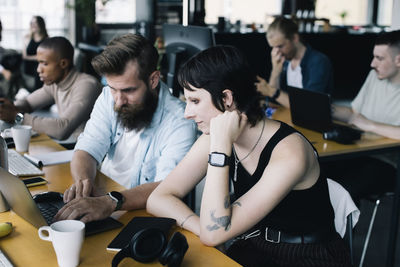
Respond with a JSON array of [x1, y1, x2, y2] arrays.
[[23, 54, 38, 61], [147, 135, 210, 236], [200, 127, 317, 246]]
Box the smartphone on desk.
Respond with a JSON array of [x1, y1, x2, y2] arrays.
[[4, 137, 14, 148], [22, 176, 47, 187]]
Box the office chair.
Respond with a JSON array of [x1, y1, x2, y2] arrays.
[[73, 48, 86, 73], [358, 192, 394, 267], [327, 178, 360, 265]]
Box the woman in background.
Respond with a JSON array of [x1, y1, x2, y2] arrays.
[[147, 45, 351, 267], [22, 15, 48, 90]]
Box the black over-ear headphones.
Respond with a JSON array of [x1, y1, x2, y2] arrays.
[[112, 228, 189, 267]]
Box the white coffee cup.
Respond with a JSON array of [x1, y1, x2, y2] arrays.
[[38, 220, 85, 267], [5, 125, 32, 152]]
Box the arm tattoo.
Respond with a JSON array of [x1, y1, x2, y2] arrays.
[[224, 195, 241, 209], [206, 210, 231, 231], [224, 195, 230, 209]]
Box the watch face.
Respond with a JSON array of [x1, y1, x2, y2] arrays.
[[212, 153, 225, 165], [209, 153, 228, 167], [15, 113, 24, 124]]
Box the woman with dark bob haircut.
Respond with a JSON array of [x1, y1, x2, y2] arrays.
[[147, 45, 351, 267]]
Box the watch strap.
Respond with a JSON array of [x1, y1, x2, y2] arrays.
[[270, 88, 280, 101], [107, 191, 124, 211]]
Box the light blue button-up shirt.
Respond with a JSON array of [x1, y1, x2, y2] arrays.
[[75, 82, 197, 188]]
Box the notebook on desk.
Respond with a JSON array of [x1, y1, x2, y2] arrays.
[[0, 167, 123, 236], [287, 86, 363, 133]]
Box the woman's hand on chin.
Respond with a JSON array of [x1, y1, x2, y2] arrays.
[[209, 111, 248, 152]]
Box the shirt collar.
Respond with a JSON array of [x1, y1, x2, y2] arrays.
[[300, 45, 312, 68], [148, 82, 166, 128], [56, 68, 78, 91]]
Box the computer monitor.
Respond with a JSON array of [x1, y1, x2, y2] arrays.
[[162, 24, 215, 96]]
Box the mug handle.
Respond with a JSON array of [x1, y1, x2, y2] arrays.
[[38, 226, 52, 242]]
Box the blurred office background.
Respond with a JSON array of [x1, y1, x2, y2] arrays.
[[1, 1, 400, 265], [0, 0, 398, 99], [0, 0, 397, 49]]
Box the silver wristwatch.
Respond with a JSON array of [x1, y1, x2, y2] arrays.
[[208, 152, 230, 167], [107, 191, 124, 211], [15, 113, 24, 125]]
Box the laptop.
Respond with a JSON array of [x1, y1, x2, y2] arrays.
[[287, 86, 363, 134], [0, 167, 123, 236]]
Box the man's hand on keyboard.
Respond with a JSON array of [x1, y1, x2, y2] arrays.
[[63, 179, 103, 203], [54, 195, 115, 223]]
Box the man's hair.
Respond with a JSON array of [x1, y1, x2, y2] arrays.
[[91, 34, 158, 81], [39, 36, 74, 69], [178, 45, 264, 126], [268, 16, 299, 40], [375, 30, 400, 54]]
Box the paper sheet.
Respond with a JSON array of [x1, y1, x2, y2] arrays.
[[24, 150, 74, 167]]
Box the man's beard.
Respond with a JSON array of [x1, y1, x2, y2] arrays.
[[114, 87, 158, 131], [285, 48, 296, 61]]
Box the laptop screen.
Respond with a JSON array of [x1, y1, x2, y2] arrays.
[[287, 86, 333, 133], [0, 167, 47, 228], [0, 167, 123, 234]]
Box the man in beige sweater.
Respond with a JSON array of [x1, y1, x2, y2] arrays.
[[0, 36, 101, 141]]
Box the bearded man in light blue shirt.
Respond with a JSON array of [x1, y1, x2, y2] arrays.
[[54, 34, 197, 223]]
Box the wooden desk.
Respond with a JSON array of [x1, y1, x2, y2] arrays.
[[273, 108, 400, 267], [30, 133, 51, 143], [0, 140, 240, 267]]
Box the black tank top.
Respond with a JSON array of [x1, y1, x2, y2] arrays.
[[230, 122, 335, 234], [26, 38, 42, 55], [24, 38, 42, 76]]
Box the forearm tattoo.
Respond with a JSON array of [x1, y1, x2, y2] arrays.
[[224, 195, 230, 209], [224, 195, 242, 209], [206, 210, 231, 231], [206, 196, 242, 232]]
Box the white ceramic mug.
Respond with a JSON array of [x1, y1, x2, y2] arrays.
[[38, 220, 85, 267], [4, 125, 32, 152]]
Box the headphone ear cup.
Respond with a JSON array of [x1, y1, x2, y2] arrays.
[[131, 228, 166, 263], [159, 232, 189, 267]]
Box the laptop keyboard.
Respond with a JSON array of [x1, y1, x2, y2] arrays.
[[35, 200, 124, 236], [0, 249, 13, 267], [37, 202, 62, 225], [7, 149, 45, 177]]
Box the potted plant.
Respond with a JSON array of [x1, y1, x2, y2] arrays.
[[67, 0, 111, 44], [339, 10, 348, 25]]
